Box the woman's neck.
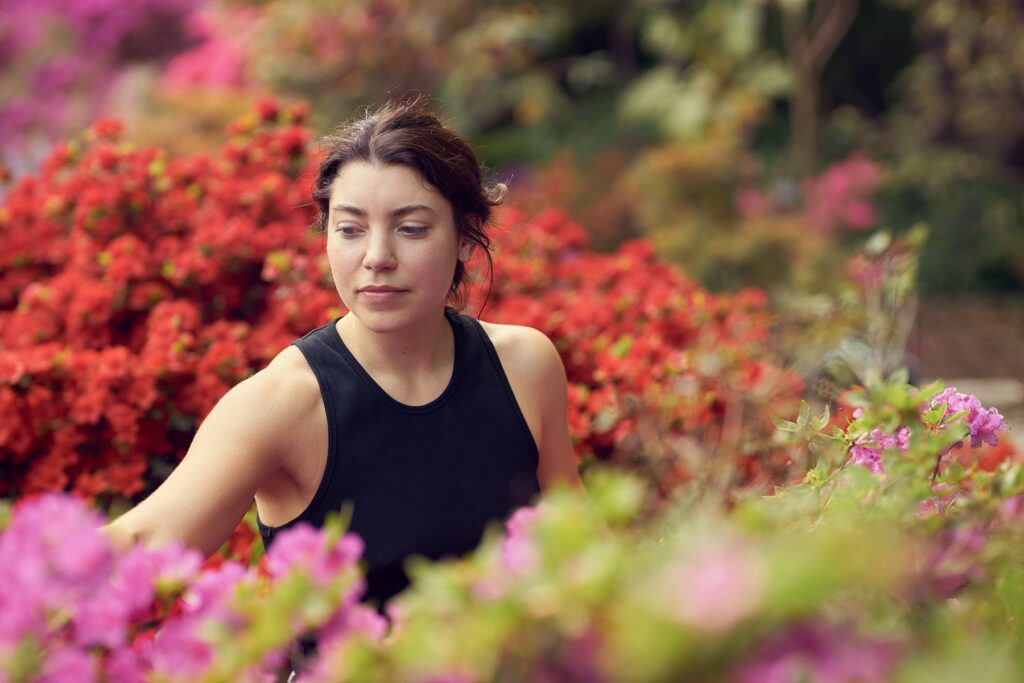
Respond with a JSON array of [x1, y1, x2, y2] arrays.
[[335, 309, 454, 384]]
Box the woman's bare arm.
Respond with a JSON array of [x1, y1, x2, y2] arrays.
[[496, 326, 583, 491], [104, 351, 320, 557]]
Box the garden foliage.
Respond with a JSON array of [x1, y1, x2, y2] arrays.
[[0, 372, 1019, 681]]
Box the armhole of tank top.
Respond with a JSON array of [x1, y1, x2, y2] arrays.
[[466, 317, 541, 464], [258, 337, 338, 534]]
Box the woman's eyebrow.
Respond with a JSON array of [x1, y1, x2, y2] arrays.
[[331, 203, 436, 217]]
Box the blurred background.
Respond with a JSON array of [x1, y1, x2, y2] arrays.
[[2, 0, 1022, 429]]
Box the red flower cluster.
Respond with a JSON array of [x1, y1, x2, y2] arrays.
[[0, 103, 803, 554], [469, 207, 803, 495]]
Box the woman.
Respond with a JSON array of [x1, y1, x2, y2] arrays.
[[104, 98, 582, 613]]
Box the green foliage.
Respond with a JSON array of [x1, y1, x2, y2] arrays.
[[622, 0, 793, 142]]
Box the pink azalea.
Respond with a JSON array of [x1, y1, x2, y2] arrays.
[[801, 155, 881, 234], [735, 187, 773, 219], [181, 561, 246, 619], [143, 619, 215, 678], [917, 484, 965, 519], [846, 427, 911, 475], [266, 523, 364, 584], [74, 594, 129, 648], [849, 444, 883, 474], [500, 504, 543, 575], [317, 601, 387, 648], [103, 646, 145, 683], [665, 537, 765, 634], [927, 387, 1005, 448], [925, 525, 987, 597], [998, 495, 1024, 525], [38, 645, 96, 683], [737, 621, 899, 683]]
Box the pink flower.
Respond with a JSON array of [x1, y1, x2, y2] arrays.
[[38, 645, 96, 683], [998, 495, 1024, 525], [74, 594, 129, 648], [737, 621, 899, 683], [846, 426, 911, 475], [924, 525, 987, 596], [266, 523, 364, 584], [928, 387, 1005, 448], [143, 619, 215, 678], [849, 444, 883, 474], [736, 187, 773, 219], [500, 505, 543, 575], [103, 647, 145, 683], [661, 537, 765, 634], [801, 155, 881, 234], [317, 601, 388, 648], [181, 561, 246, 619]]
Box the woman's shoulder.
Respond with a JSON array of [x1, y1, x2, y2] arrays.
[[476, 319, 564, 382], [230, 345, 321, 417]]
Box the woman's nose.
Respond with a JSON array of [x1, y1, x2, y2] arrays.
[[363, 231, 397, 271]]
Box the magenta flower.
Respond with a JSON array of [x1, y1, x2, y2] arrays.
[[928, 387, 1005, 448], [849, 444, 883, 474], [924, 525, 987, 597], [846, 427, 910, 475], [998, 495, 1024, 525], [317, 601, 388, 649], [266, 523, 364, 584], [38, 646, 97, 683], [736, 621, 899, 683], [500, 504, 543, 576], [103, 646, 146, 683], [73, 594, 129, 648], [917, 483, 966, 519], [801, 155, 881, 234]]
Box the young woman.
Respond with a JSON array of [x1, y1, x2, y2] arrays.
[[104, 98, 582, 612]]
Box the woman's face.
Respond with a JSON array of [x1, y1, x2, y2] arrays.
[[325, 161, 471, 333]]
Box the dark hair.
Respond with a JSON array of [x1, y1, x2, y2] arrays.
[[312, 96, 505, 311]]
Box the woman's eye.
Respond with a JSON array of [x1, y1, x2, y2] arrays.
[[399, 225, 429, 236], [336, 226, 361, 237]]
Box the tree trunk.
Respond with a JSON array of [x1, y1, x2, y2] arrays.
[[781, 0, 860, 176]]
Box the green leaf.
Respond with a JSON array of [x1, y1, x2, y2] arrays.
[[917, 379, 945, 402], [611, 335, 633, 359], [923, 402, 947, 427], [887, 367, 909, 386], [811, 405, 831, 432], [772, 416, 799, 432], [797, 400, 811, 427]]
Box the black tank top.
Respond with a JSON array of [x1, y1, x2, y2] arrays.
[[257, 307, 541, 610]]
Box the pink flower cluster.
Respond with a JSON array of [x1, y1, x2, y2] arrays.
[[737, 621, 899, 683], [929, 387, 1006, 448], [0, 495, 376, 682], [848, 426, 911, 475], [801, 155, 881, 234], [500, 505, 543, 576], [847, 388, 1007, 476], [0, 494, 203, 682]]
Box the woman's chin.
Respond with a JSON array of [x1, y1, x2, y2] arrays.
[[342, 301, 440, 335]]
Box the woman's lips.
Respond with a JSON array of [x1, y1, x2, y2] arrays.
[[359, 288, 407, 304]]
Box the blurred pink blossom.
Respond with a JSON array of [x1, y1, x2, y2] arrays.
[[801, 155, 881, 234], [500, 504, 543, 575], [737, 621, 899, 683], [265, 523, 364, 585], [663, 536, 765, 634], [735, 187, 773, 219]]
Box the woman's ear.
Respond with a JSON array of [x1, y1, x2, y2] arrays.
[[458, 240, 475, 262]]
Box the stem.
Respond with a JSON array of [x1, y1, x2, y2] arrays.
[[930, 449, 945, 484]]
